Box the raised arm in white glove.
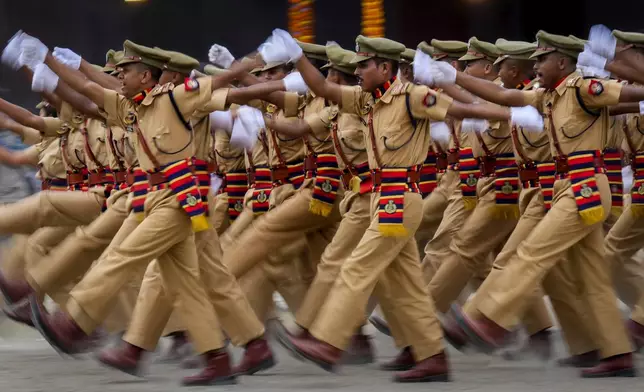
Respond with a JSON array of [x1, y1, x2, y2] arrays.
[[460, 118, 490, 134], [1, 31, 25, 70], [31, 63, 59, 93], [209, 111, 233, 133], [412, 50, 434, 86], [52, 47, 81, 70], [272, 29, 303, 63], [258, 34, 291, 65], [18, 34, 48, 71], [208, 44, 235, 69], [282, 72, 309, 94], [431, 60, 457, 86], [640, 101, 644, 115], [588, 24, 616, 61], [510, 106, 544, 133]]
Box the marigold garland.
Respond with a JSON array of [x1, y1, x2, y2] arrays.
[[288, 0, 315, 43], [361, 0, 384, 37]]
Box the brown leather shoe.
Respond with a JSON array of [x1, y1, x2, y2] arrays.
[[29, 294, 89, 355], [451, 304, 509, 353], [0, 271, 33, 305], [581, 353, 636, 378], [274, 321, 341, 372], [380, 346, 415, 371], [97, 341, 144, 376], [556, 350, 600, 368], [627, 319, 644, 350], [181, 349, 237, 386], [3, 301, 33, 328], [369, 315, 392, 336], [342, 333, 375, 365], [441, 313, 469, 351], [392, 351, 450, 383], [232, 337, 276, 375]]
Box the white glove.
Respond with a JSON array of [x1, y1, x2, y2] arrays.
[[588, 24, 616, 61], [231, 106, 263, 150], [430, 121, 451, 145], [18, 34, 48, 70], [510, 106, 544, 133], [210, 173, 224, 195], [272, 29, 303, 63], [460, 118, 490, 134], [578, 46, 608, 70], [282, 72, 309, 94], [31, 63, 59, 93], [432, 61, 457, 86], [209, 111, 233, 132], [208, 44, 235, 69], [258, 34, 291, 65], [52, 47, 81, 70], [622, 165, 634, 194], [1, 31, 25, 70], [412, 50, 433, 86], [639, 101, 644, 115]]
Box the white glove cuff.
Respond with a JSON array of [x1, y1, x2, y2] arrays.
[[32, 64, 59, 93], [639, 101, 644, 115]]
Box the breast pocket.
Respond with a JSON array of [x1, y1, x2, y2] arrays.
[[380, 126, 412, 151], [338, 128, 366, 151], [150, 123, 191, 156]]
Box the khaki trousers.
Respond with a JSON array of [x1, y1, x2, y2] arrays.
[[124, 224, 264, 350], [155, 190, 245, 338], [2, 227, 77, 308], [223, 186, 308, 322], [296, 191, 371, 329], [310, 192, 444, 362], [66, 189, 223, 354], [223, 181, 342, 279], [604, 194, 644, 308], [0, 189, 105, 235], [414, 171, 453, 261], [462, 188, 556, 336], [23, 190, 138, 334], [427, 176, 518, 313], [211, 192, 231, 236], [422, 170, 472, 283], [476, 175, 633, 358]]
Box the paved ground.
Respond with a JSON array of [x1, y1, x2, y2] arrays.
[[0, 315, 640, 392]]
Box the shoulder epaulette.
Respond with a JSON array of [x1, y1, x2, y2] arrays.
[[151, 83, 174, 96]]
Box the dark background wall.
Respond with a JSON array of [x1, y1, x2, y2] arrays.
[[0, 0, 642, 110]]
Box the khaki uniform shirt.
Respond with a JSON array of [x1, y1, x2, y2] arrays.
[[18, 124, 66, 180], [623, 113, 644, 154], [305, 104, 368, 169], [42, 102, 87, 172], [522, 72, 622, 157], [83, 118, 110, 171], [266, 92, 306, 166], [340, 78, 453, 168], [101, 77, 227, 172]]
